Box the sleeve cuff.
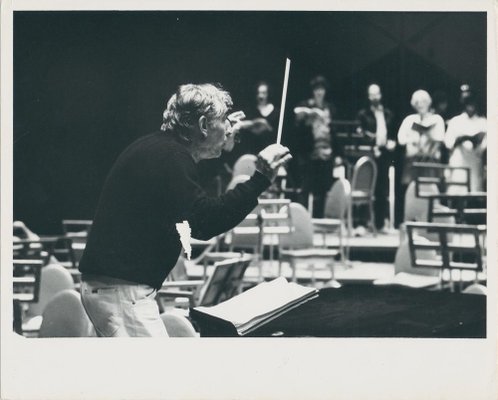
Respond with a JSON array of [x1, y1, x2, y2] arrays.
[[250, 171, 272, 193]]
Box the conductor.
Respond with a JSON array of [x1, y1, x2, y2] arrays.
[[78, 83, 292, 337]]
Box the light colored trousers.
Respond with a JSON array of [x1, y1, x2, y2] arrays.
[[81, 278, 168, 337]]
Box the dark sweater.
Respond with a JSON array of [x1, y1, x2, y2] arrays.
[[78, 131, 270, 289]]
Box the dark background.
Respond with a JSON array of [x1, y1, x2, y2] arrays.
[[13, 11, 487, 233]]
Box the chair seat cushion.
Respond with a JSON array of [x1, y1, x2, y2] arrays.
[[280, 248, 339, 258], [312, 218, 342, 229], [204, 252, 242, 262], [352, 190, 369, 196]]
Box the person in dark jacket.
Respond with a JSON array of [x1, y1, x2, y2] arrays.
[[356, 83, 396, 232], [78, 83, 291, 337]]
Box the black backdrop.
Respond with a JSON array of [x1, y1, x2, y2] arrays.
[[13, 11, 486, 233]]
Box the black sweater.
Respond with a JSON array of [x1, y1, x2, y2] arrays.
[[78, 131, 270, 289]]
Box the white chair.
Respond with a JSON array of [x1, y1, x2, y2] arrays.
[[232, 154, 257, 177], [279, 203, 340, 284], [462, 284, 487, 296], [312, 178, 351, 260], [24, 264, 75, 334], [160, 312, 198, 337], [348, 156, 377, 236], [38, 289, 96, 337], [226, 174, 251, 191], [374, 225, 441, 289]]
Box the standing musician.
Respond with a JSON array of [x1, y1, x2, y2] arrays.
[[78, 83, 292, 337], [356, 83, 396, 232], [397, 90, 445, 217]]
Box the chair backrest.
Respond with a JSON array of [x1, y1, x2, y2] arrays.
[[462, 284, 487, 296], [198, 256, 252, 307], [39, 290, 96, 337], [62, 219, 93, 238], [279, 202, 314, 250], [226, 174, 251, 192], [232, 154, 257, 177], [405, 222, 485, 274], [404, 181, 440, 222], [394, 226, 439, 277], [351, 156, 377, 194], [13, 259, 43, 303], [27, 263, 75, 317], [413, 162, 471, 194], [324, 178, 351, 219], [62, 220, 92, 264], [13, 239, 45, 261], [160, 312, 197, 337]]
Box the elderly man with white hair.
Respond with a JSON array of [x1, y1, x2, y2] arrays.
[[78, 83, 292, 337], [397, 89, 445, 215]]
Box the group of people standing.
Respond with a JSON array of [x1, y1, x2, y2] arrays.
[[228, 76, 487, 231]]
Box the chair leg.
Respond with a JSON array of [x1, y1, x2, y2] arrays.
[[347, 202, 353, 238], [308, 193, 314, 217], [291, 259, 297, 283], [369, 199, 377, 237]]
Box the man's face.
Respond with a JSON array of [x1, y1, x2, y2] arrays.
[[368, 85, 382, 106], [200, 117, 231, 159], [313, 86, 326, 103], [257, 85, 269, 104], [465, 104, 477, 117]]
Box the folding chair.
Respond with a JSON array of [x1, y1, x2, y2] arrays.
[[312, 178, 351, 261], [13, 260, 43, 335], [279, 203, 340, 284], [348, 156, 377, 236], [157, 255, 252, 311], [405, 222, 486, 292]]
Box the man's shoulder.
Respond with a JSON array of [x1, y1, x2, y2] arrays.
[[117, 131, 193, 172], [126, 131, 188, 156]]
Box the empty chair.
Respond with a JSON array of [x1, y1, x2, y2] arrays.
[[373, 225, 440, 289], [62, 219, 93, 265], [312, 178, 351, 259], [232, 154, 257, 177], [404, 181, 438, 222], [24, 264, 75, 333], [158, 256, 252, 310], [160, 312, 198, 337], [226, 174, 251, 191], [13, 259, 43, 335], [39, 289, 96, 337], [413, 162, 471, 195], [280, 203, 340, 284], [405, 222, 486, 292], [348, 156, 377, 236], [462, 284, 487, 296]]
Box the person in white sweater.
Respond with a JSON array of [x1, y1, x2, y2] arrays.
[[445, 95, 487, 192], [397, 90, 445, 216]]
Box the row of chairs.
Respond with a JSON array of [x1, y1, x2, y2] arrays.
[[393, 162, 487, 293], [14, 255, 251, 337], [231, 154, 378, 236]]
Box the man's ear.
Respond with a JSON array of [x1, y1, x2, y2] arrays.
[[198, 116, 208, 139]]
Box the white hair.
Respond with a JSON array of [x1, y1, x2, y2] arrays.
[[161, 83, 233, 143], [410, 90, 432, 108]]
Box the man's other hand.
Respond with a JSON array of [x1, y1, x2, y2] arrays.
[[256, 144, 292, 182]]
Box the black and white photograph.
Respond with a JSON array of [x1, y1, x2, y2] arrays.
[[1, 1, 496, 399]]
